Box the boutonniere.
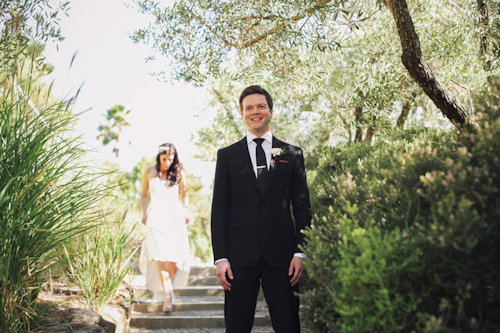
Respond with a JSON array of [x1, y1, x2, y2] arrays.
[[271, 147, 286, 164]]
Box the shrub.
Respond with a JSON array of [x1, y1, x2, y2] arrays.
[[303, 116, 500, 332]]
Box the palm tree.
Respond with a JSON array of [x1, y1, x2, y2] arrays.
[[97, 104, 131, 158]]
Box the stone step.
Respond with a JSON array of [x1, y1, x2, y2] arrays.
[[132, 302, 225, 313], [130, 311, 268, 329], [133, 286, 153, 298], [128, 264, 216, 277], [190, 265, 216, 276], [128, 274, 219, 288], [132, 296, 224, 313], [175, 285, 225, 297], [126, 274, 146, 288], [134, 285, 224, 298], [186, 275, 218, 286]]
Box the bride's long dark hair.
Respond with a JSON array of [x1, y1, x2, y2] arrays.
[[156, 142, 182, 186]]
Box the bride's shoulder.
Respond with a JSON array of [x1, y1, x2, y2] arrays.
[[144, 166, 158, 178]]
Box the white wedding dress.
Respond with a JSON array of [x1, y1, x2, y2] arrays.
[[139, 177, 191, 300]]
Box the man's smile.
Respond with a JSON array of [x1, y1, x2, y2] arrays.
[[241, 93, 273, 135]]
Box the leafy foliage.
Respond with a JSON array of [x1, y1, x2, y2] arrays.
[[131, 0, 352, 83], [0, 0, 68, 72], [132, 0, 493, 164], [184, 173, 213, 262], [303, 111, 500, 331], [132, 0, 494, 130], [101, 161, 141, 214], [97, 104, 131, 158]]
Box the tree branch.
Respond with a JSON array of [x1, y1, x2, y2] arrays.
[[384, 0, 477, 129], [189, 0, 333, 49], [238, 0, 332, 48], [212, 0, 332, 49], [235, 15, 282, 21], [186, 6, 235, 47]]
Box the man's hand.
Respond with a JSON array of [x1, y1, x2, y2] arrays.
[[288, 257, 305, 286], [216, 260, 234, 291]]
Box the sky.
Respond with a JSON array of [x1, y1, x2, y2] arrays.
[[43, 0, 217, 188]]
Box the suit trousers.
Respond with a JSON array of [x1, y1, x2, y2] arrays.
[[224, 257, 300, 333]]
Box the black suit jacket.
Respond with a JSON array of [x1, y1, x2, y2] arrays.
[[211, 136, 311, 269]]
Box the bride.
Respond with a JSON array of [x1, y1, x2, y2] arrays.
[[139, 142, 191, 313]]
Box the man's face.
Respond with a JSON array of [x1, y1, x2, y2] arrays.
[[241, 93, 273, 136]]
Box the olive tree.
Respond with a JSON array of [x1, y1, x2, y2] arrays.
[[130, 0, 497, 130]]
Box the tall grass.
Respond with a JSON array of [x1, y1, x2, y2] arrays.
[[63, 213, 139, 314], [0, 70, 107, 331]]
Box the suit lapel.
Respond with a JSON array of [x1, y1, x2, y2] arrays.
[[259, 137, 284, 198], [236, 138, 261, 194]]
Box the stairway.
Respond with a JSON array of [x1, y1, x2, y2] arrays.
[[128, 264, 270, 330]]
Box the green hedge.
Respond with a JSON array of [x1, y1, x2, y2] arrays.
[[302, 117, 500, 332]]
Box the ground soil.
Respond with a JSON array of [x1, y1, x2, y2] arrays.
[[35, 286, 88, 332]]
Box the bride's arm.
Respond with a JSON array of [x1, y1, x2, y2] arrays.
[[140, 167, 151, 224], [179, 169, 190, 224]]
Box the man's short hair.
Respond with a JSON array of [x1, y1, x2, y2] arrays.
[[239, 85, 273, 111]]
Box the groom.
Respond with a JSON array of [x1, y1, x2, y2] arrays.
[[211, 85, 311, 332]]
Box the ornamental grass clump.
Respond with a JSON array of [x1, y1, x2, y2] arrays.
[[0, 72, 107, 332], [303, 113, 500, 332], [63, 215, 139, 314]]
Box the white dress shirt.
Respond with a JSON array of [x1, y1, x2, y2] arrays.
[[246, 130, 273, 176], [214, 130, 305, 264]]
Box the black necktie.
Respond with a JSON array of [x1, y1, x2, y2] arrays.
[[253, 138, 268, 186]]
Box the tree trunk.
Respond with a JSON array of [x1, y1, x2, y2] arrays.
[[354, 106, 363, 142], [364, 115, 377, 142], [200, 218, 211, 239], [396, 98, 411, 129], [329, 105, 352, 141], [477, 0, 489, 55], [384, 0, 477, 129]]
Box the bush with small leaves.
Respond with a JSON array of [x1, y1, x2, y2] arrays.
[[303, 113, 500, 332]]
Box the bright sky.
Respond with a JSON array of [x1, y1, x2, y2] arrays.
[[43, 0, 216, 188]]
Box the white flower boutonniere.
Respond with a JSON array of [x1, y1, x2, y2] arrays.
[[271, 148, 283, 157], [271, 147, 286, 163]]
